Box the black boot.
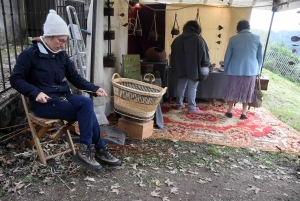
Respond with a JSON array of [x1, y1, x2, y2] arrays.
[[95, 144, 122, 166], [74, 144, 102, 171]]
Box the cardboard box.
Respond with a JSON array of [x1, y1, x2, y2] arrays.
[[117, 117, 153, 140], [260, 76, 269, 91]]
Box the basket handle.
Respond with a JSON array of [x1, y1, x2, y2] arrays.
[[143, 73, 155, 83], [112, 73, 121, 82], [161, 87, 168, 95]]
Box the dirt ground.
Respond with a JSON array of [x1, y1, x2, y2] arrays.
[[1, 131, 300, 201]]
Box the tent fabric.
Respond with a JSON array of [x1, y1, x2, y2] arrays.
[[165, 4, 252, 65], [85, 0, 128, 123]]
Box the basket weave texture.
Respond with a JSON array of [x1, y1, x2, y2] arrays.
[[112, 73, 167, 120]]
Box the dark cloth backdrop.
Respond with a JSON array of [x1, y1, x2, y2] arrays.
[[128, 3, 166, 58]]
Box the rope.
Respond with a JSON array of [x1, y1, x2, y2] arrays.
[[173, 13, 179, 30], [134, 10, 142, 36], [0, 125, 29, 139], [0, 127, 29, 143], [0, 123, 28, 130], [195, 8, 201, 27], [149, 13, 158, 41]]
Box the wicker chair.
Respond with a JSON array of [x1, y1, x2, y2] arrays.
[[21, 95, 76, 165]]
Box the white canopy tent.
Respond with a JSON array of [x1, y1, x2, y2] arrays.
[[85, 0, 299, 124], [138, 0, 300, 11]]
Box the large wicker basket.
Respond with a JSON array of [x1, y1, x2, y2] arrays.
[[112, 73, 167, 120]]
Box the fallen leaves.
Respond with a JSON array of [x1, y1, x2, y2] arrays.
[[196, 177, 212, 184], [110, 183, 121, 195], [253, 175, 263, 180], [110, 189, 119, 195], [166, 169, 178, 174], [132, 163, 138, 170], [164, 178, 175, 187], [111, 183, 121, 189], [247, 185, 261, 194], [162, 197, 170, 201], [150, 190, 160, 197], [84, 177, 95, 182], [170, 187, 179, 194]]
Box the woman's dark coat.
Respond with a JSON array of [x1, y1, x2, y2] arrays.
[[10, 41, 99, 110], [170, 26, 210, 80]]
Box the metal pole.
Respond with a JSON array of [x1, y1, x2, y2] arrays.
[[261, 11, 275, 75], [90, 0, 97, 98]]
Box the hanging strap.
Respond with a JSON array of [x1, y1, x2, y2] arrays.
[[172, 13, 179, 29], [149, 13, 158, 40], [134, 10, 142, 35], [195, 8, 201, 26], [255, 75, 262, 91]]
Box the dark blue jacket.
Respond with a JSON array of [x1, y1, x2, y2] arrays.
[[10, 41, 99, 109]]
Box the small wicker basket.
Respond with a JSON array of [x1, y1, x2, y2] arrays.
[[112, 73, 167, 120]]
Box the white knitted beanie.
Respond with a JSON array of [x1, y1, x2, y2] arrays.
[[43, 10, 69, 36]]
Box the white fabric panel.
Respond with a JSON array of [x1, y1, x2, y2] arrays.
[[86, 0, 128, 121], [165, 5, 251, 66]]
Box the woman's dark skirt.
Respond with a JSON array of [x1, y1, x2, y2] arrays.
[[222, 75, 256, 103]]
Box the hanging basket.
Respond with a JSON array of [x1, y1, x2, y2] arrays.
[[134, 10, 142, 36], [171, 13, 180, 38], [112, 73, 167, 120], [145, 47, 166, 62], [171, 28, 180, 36], [149, 31, 158, 41], [104, 7, 114, 16], [148, 13, 158, 41], [104, 30, 115, 40], [135, 28, 142, 36], [103, 56, 116, 68]]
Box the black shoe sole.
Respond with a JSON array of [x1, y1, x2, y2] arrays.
[[225, 112, 232, 118], [74, 154, 102, 171], [240, 114, 248, 120], [96, 158, 122, 167]]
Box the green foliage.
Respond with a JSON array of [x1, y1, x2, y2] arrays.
[[103, 24, 118, 31], [23, 176, 38, 184], [268, 41, 300, 62], [263, 60, 273, 69], [105, 0, 114, 7], [261, 68, 300, 132], [104, 52, 116, 60]]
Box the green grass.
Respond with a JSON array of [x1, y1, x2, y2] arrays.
[[206, 145, 222, 158], [23, 176, 38, 184], [261, 68, 300, 132]]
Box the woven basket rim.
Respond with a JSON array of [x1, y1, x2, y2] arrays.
[[112, 74, 167, 97]]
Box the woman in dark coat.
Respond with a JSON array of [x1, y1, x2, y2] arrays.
[[171, 20, 210, 114], [10, 10, 121, 171]]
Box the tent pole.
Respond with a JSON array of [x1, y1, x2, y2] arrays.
[[261, 11, 275, 74], [90, 0, 97, 86]]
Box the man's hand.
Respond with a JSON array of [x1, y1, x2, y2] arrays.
[[36, 92, 50, 103], [95, 88, 108, 97]]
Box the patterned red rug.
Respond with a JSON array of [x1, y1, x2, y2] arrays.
[[152, 102, 300, 153]]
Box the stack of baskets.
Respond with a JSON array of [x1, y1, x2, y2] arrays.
[[112, 73, 167, 120]]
